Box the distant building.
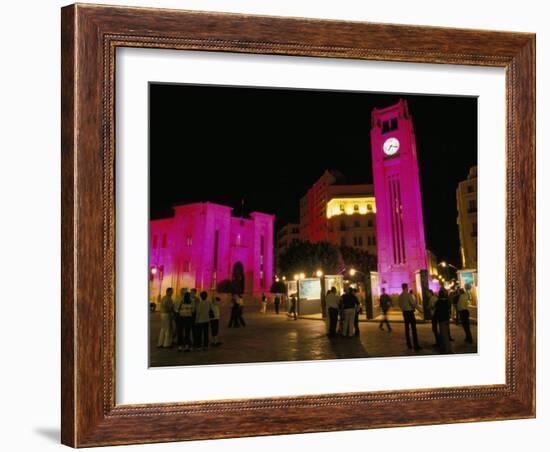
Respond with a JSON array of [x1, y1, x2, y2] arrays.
[[456, 166, 478, 269], [299, 170, 377, 255], [149, 202, 274, 300], [276, 223, 300, 267]]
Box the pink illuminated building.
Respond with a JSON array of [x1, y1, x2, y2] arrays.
[[371, 100, 429, 294], [150, 202, 274, 300]]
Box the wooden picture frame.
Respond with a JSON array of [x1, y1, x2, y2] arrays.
[[61, 3, 535, 447]]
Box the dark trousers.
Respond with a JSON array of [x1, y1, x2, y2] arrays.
[[379, 310, 391, 331], [194, 322, 209, 348], [328, 307, 339, 336], [354, 310, 360, 336], [431, 316, 440, 345], [403, 311, 420, 348], [210, 319, 219, 337], [274, 301, 280, 314], [176, 316, 193, 347], [459, 310, 473, 343]]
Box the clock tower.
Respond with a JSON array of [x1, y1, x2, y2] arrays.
[[371, 99, 428, 294]]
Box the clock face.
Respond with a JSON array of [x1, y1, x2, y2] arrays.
[[383, 137, 400, 156]]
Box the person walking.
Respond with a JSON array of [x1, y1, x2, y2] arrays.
[[341, 287, 359, 337], [326, 287, 340, 337], [227, 294, 239, 328], [157, 288, 174, 348], [379, 287, 392, 332], [236, 294, 246, 326], [428, 289, 439, 347], [260, 292, 268, 314], [193, 291, 212, 351], [398, 284, 422, 350], [457, 288, 473, 343], [434, 289, 453, 354], [210, 296, 222, 346], [288, 295, 298, 320], [274, 294, 281, 314]]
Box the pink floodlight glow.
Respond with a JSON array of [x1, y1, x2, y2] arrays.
[[149, 202, 275, 299]]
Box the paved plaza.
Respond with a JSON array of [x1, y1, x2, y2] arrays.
[[149, 301, 477, 367]]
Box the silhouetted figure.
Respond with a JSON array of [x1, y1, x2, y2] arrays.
[[193, 291, 212, 350], [428, 289, 439, 346], [434, 289, 453, 354], [379, 288, 392, 332], [289, 295, 298, 320], [174, 289, 194, 351], [274, 295, 281, 314], [398, 283, 422, 350], [341, 287, 359, 337], [457, 288, 473, 343], [326, 287, 340, 337]]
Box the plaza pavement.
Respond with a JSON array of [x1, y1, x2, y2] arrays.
[[149, 300, 477, 367]]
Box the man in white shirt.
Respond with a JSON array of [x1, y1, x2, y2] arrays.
[[398, 284, 422, 350]]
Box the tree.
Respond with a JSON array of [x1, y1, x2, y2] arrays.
[[279, 240, 342, 277], [270, 281, 287, 294], [339, 246, 377, 273]]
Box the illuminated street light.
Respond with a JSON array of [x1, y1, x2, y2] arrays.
[[349, 268, 357, 276], [299, 272, 305, 280], [282, 276, 286, 281], [293, 274, 299, 281], [316, 269, 323, 278], [150, 267, 157, 275]]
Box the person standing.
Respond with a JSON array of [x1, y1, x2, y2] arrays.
[[457, 288, 473, 343], [434, 289, 453, 354], [210, 296, 222, 346], [289, 295, 298, 320], [274, 294, 281, 314], [173, 288, 187, 351], [236, 294, 246, 326], [379, 288, 392, 332], [326, 287, 340, 337], [260, 292, 268, 314], [398, 284, 422, 350], [428, 289, 439, 347], [227, 294, 239, 328], [177, 291, 194, 351], [352, 288, 362, 336], [341, 287, 359, 337], [193, 291, 212, 351], [157, 288, 174, 348]]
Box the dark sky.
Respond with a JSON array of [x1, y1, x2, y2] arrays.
[[149, 83, 477, 267]]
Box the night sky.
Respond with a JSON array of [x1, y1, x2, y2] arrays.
[[149, 83, 477, 267]]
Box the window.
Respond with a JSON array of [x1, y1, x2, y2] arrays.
[[184, 261, 191, 272], [339, 220, 347, 231], [367, 219, 373, 228], [354, 220, 360, 228], [367, 204, 373, 212], [235, 233, 241, 246], [186, 236, 193, 246], [468, 200, 477, 213], [152, 235, 158, 249], [467, 185, 474, 193], [382, 117, 398, 134], [367, 236, 372, 246], [353, 204, 359, 212], [161, 234, 167, 248], [341, 237, 346, 247]]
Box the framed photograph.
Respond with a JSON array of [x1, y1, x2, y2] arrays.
[[61, 3, 535, 447]]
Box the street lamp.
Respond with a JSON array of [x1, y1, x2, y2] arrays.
[[294, 274, 299, 281], [349, 268, 357, 277], [316, 269, 323, 278], [299, 272, 305, 280]]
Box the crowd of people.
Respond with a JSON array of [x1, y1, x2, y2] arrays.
[[157, 288, 222, 352], [155, 283, 474, 356], [325, 282, 474, 354]]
